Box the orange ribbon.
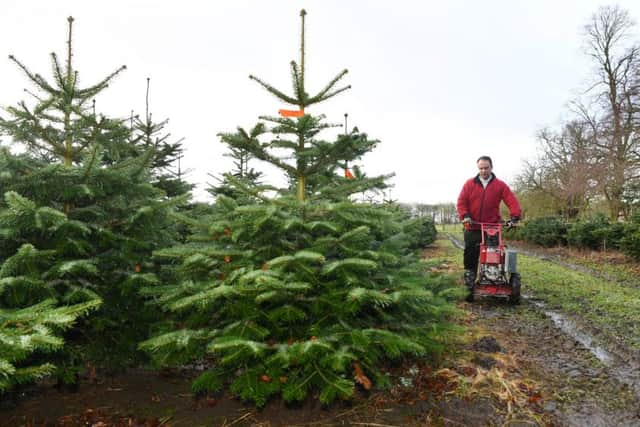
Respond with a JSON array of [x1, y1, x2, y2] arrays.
[[344, 168, 355, 179], [278, 109, 304, 117]]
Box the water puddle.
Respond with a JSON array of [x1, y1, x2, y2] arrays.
[[531, 301, 614, 364], [529, 298, 640, 401]]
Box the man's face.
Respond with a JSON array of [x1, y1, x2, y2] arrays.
[[477, 160, 492, 180]]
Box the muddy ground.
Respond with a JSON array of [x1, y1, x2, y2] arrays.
[[0, 359, 539, 427], [448, 234, 640, 427], [2, 237, 640, 426], [465, 297, 640, 426]]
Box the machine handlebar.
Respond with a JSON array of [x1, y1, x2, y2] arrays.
[[464, 219, 519, 229]]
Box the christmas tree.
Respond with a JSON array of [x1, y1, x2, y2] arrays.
[[0, 189, 101, 391], [129, 78, 193, 198], [140, 10, 460, 406], [0, 17, 187, 384], [208, 124, 265, 204]]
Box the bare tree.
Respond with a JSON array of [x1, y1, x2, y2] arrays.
[[580, 5, 640, 219], [407, 203, 456, 224], [516, 121, 598, 219], [541, 121, 599, 217]]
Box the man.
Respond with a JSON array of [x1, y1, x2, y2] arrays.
[[456, 156, 521, 293]]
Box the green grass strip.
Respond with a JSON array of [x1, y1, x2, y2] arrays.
[[518, 255, 640, 351]]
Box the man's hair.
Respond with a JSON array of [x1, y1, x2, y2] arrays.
[[477, 155, 493, 167]]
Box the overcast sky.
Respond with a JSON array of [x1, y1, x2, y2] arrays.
[[2, 1, 640, 204]]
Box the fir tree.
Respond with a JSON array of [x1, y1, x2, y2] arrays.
[[1, 17, 126, 169], [0, 190, 101, 391], [141, 10, 461, 406], [0, 17, 186, 381], [0, 299, 99, 392], [130, 78, 193, 198], [208, 124, 265, 203]]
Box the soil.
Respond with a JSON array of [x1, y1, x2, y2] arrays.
[[2, 237, 640, 426], [0, 365, 514, 427]]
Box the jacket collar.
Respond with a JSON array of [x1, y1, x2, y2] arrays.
[[474, 173, 495, 184]]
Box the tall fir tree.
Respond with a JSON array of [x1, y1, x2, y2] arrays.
[[141, 10, 461, 407], [0, 17, 186, 385], [130, 78, 193, 198]]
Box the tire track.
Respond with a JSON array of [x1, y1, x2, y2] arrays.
[[446, 233, 640, 404]]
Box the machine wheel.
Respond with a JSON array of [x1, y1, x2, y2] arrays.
[[509, 273, 521, 305]]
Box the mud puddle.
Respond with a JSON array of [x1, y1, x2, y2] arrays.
[[529, 298, 640, 403], [468, 300, 640, 426]]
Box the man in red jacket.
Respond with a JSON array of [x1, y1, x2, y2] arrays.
[[457, 156, 521, 292]]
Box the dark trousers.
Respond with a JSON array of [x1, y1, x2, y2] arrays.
[[463, 229, 482, 272]]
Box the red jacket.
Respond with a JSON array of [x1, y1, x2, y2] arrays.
[[457, 174, 521, 228]]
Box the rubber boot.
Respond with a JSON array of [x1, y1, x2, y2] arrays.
[[464, 269, 476, 288], [464, 269, 475, 302]]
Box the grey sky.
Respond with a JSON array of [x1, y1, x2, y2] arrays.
[[2, 1, 640, 204]]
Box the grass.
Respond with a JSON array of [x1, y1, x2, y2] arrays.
[[541, 248, 640, 287], [423, 232, 463, 270], [517, 255, 640, 351], [439, 223, 463, 237]]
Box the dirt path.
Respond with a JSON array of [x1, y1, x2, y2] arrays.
[[445, 234, 640, 426]]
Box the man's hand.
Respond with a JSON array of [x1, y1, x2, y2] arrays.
[[462, 215, 472, 230], [506, 216, 519, 229]]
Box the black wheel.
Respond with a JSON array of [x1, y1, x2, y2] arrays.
[[509, 273, 521, 305]]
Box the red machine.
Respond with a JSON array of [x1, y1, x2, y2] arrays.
[[468, 221, 521, 304]]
